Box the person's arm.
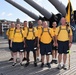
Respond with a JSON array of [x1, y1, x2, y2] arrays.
[[24, 37, 28, 47], [10, 40, 12, 48], [54, 27, 59, 46], [55, 35, 58, 46]]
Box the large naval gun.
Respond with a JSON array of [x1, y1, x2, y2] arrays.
[[24, 0, 53, 20], [24, 0, 62, 26], [5, 0, 62, 27], [48, 0, 66, 16], [5, 0, 39, 20]]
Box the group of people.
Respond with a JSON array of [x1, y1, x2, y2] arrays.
[[6, 17, 73, 70]]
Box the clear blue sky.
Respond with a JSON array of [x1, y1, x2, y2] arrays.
[[0, 0, 76, 22]]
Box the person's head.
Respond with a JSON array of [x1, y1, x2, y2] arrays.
[[60, 17, 66, 25], [38, 20, 42, 25], [42, 21, 48, 28], [23, 21, 27, 27], [16, 23, 21, 29], [52, 22, 57, 28], [29, 21, 33, 28], [11, 22, 15, 28]]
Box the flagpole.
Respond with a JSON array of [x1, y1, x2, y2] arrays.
[[68, 0, 70, 70]]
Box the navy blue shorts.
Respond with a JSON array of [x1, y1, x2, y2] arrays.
[[12, 42, 24, 52], [40, 42, 52, 55], [58, 40, 69, 54], [8, 40, 12, 50], [25, 39, 37, 52], [51, 41, 58, 50]]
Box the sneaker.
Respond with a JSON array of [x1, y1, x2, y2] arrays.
[[62, 64, 67, 70], [50, 60, 54, 64], [47, 63, 51, 68], [34, 62, 37, 67], [57, 64, 62, 69], [41, 63, 44, 68], [9, 58, 13, 61], [25, 62, 29, 67], [20, 63, 23, 66], [22, 57, 27, 61], [36, 58, 39, 63], [12, 63, 16, 66], [54, 60, 58, 64]]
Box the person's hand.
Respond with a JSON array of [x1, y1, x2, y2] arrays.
[[55, 42, 58, 47], [69, 42, 72, 48], [10, 43, 12, 48], [53, 42, 55, 47], [37, 44, 40, 49], [24, 44, 25, 48]]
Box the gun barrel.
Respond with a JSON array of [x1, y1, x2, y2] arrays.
[[48, 0, 66, 16], [24, 0, 52, 19], [5, 0, 39, 20]]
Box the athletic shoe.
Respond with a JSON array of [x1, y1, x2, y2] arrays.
[[12, 63, 16, 66], [25, 62, 29, 67], [9, 58, 13, 61], [62, 64, 67, 70], [46, 63, 51, 68], [41, 63, 44, 68], [34, 62, 37, 67], [57, 64, 62, 69]]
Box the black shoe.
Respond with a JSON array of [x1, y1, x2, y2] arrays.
[[41, 63, 44, 68], [20, 63, 23, 66], [54, 60, 58, 64], [50, 60, 54, 64], [47, 63, 51, 68], [12, 63, 16, 66], [9, 58, 13, 61], [22, 57, 27, 61], [25, 62, 29, 67], [34, 62, 37, 67]]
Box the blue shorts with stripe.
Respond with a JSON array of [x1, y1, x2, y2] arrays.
[[40, 42, 52, 55], [58, 40, 69, 54], [25, 39, 37, 52], [12, 42, 24, 52]]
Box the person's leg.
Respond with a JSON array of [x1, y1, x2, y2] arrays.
[[36, 48, 40, 62], [25, 51, 30, 67], [19, 52, 23, 65], [41, 55, 45, 67], [57, 41, 63, 69], [54, 50, 58, 64], [46, 55, 50, 63], [22, 51, 27, 61], [46, 55, 51, 68], [33, 51, 37, 67], [57, 54, 62, 69], [33, 51, 36, 62], [51, 50, 55, 63], [11, 51, 13, 58], [24, 51, 27, 58], [55, 50, 58, 59], [58, 54, 62, 64], [62, 54, 67, 70], [27, 51, 29, 62], [9, 40, 13, 61], [12, 52, 17, 66]]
